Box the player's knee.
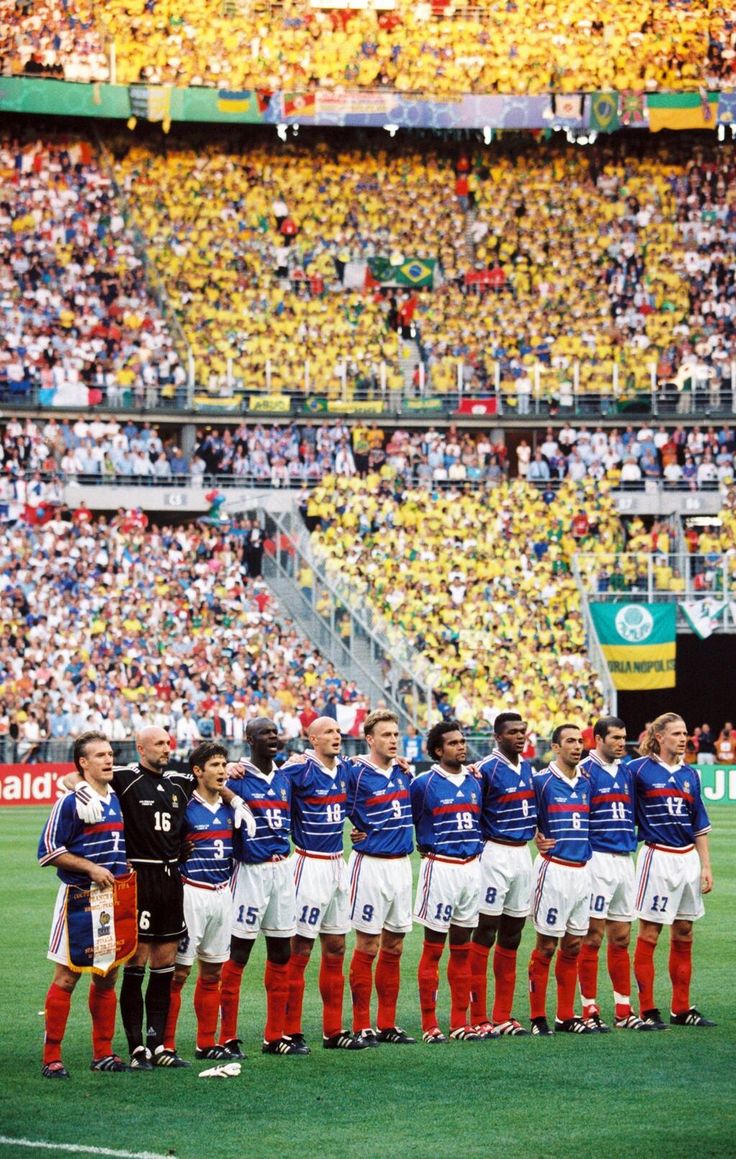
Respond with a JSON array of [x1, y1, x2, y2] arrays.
[[497, 930, 522, 951], [378, 932, 403, 957], [672, 920, 694, 943], [562, 936, 582, 957], [265, 937, 291, 966], [321, 934, 346, 958], [229, 937, 253, 967], [584, 929, 604, 950]]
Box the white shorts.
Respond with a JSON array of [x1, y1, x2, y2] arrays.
[[634, 844, 705, 926], [348, 851, 413, 935], [177, 882, 231, 966], [588, 851, 636, 923], [292, 850, 350, 938], [48, 884, 73, 967], [231, 858, 296, 940], [478, 840, 533, 918], [414, 855, 481, 933], [532, 856, 590, 938]]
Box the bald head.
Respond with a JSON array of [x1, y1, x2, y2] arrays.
[[307, 716, 342, 765], [136, 725, 171, 774]]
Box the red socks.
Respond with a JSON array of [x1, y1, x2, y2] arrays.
[[219, 959, 245, 1044], [319, 953, 345, 1038], [669, 939, 692, 1015], [528, 950, 552, 1021], [264, 960, 290, 1043], [418, 941, 444, 1032], [349, 949, 375, 1033], [448, 943, 472, 1030], [607, 943, 633, 1019], [634, 937, 656, 1014], [88, 984, 117, 1059], [285, 951, 310, 1037], [468, 941, 490, 1024], [492, 945, 518, 1025], [555, 949, 579, 1022], [578, 943, 600, 1017], [375, 949, 401, 1031], [194, 974, 221, 1049], [163, 973, 186, 1051], [43, 982, 72, 1064]]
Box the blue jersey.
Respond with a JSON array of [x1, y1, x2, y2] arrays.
[[286, 754, 348, 854], [179, 792, 234, 887], [410, 765, 482, 860], [580, 754, 637, 855], [345, 757, 414, 857], [631, 756, 711, 847], [533, 765, 592, 864], [38, 790, 127, 886], [476, 748, 536, 842], [226, 762, 292, 863]]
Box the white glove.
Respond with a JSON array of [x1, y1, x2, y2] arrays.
[[199, 1062, 241, 1079], [74, 782, 103, 824], [231, 795, 257, 838]]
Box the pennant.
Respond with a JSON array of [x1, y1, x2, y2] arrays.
[[680, 598, 727, 640], [65, 871, 138, 975], [647, 91, 719, 132], [590, 603, 676, 690], [551, 93, 584, 121], [589, 92, 620, 134], [217, 90, 259, 116], [619, 91, 646, 126]]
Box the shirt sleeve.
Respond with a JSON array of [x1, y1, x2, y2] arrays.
[[410, 774, 427, 828], [164, 768, 197, 802], [691, 775, 712, 836], [38, 794, 78, 866]]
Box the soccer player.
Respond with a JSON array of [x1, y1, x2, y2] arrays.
[[528, 724, 595, 1035], [219, 718, 302, 1057], [630, 713, 715, 1029], [577, 717, 655, 1031], [39, 732, 129, 1077], [163, 742, 235, 1061], [469, 712, 536, 1037], [410, 720, 483, 1043], [284, 717, 368, 1051], [346, 709, 416, 1046], [68, 724, 253, 1069]]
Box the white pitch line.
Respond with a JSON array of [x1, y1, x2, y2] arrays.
[[0, 1138, 173, 1159]]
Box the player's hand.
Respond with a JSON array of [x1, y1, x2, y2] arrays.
[[225, 761, 246, 781], [74, 782, 103, 825], [179, 840, 194, 863], [701, 867, 714, 894], [89, 864, 116, 888], [394, 756, 411, 772], [533, 830, 555, 853], [351, 828, 367, 845], [231, 795, 257, 838]]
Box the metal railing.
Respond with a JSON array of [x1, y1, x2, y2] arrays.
[[575, 551, 736, 613], [569, 558, 618, 715]]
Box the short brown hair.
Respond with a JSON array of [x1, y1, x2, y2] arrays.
[[73, 731, 111, 773], [363, 709, 399, 737]]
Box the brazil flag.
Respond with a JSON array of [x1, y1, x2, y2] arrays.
[[590, 603, 676, 690]]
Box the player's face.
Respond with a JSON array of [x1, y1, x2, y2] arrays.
[[438, 730, 466, 769], [250, 724, 279, 758], [196, 754, 228, 793], [80, 742, 114, 789], [369, 721, 399, 763], [658, 719, 688, 762], [137, 728, 171, 771], [496, 722, 527, 759], [599, 727, 627, 762], [311, 721, 342, 760], [553, 729, 583, 772]]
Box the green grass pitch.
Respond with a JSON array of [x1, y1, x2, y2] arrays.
[[1, 807, 734, 1159]]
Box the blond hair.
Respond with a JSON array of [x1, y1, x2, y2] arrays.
[[363, 709, 399, 737], [639, 712, 685, 756]]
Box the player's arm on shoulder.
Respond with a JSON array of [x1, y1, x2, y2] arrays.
[[695, 831, 713, 893]]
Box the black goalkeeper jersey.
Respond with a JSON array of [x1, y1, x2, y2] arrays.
[[112, 763, 193, 863]]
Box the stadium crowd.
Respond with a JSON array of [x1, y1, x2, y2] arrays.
[[0, 135, 186, 406], [0, 512, 367, 763], [3, 0, 735, 94], [3, 417, 736, 493], [306, 473, 619, 736]]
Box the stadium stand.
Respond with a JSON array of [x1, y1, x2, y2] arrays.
[[305, 472, 621, 735], [0, 512, 366, 762], [3, 0, 734, 94]]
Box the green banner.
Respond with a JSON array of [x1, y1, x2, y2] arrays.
[[405, 397, 444, 411], [590, 603, 676, 690], [698, 765, 736, 804]]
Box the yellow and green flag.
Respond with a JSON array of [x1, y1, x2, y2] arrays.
[[590, 603, 676, 690], [647, 91, 719, 132]]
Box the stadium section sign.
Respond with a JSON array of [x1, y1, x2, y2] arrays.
[[590, 603, 676, 690]]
